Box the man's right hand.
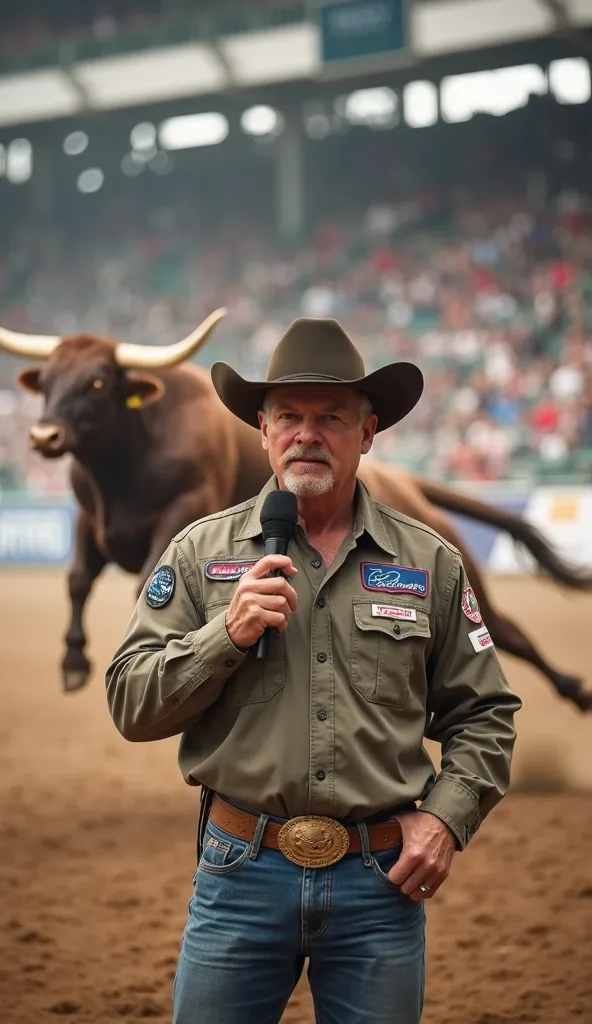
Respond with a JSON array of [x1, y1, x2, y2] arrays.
[[225, 555, 298, 650]]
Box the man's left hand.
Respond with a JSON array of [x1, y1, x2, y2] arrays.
[[387, 812, 456, 901]]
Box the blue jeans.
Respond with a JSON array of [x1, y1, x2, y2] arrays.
[[173, 812, 425, 1024]]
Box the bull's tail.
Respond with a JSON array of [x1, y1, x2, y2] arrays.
[[417, 479, 592, 591]]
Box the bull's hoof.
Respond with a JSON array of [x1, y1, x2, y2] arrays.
[[573, 690, 592, 713], [62, 668, 91, 693], [61, 649, 92, 693]]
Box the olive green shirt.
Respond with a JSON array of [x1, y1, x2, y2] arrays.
[[105, 476, 521, 849]]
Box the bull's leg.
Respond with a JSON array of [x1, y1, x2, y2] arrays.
[[459, 547, 591, 712], [136, 489, 219, 597], [62, 511, 107, 693], [480, 603, 591, 712], [422, 507, 591, 712]]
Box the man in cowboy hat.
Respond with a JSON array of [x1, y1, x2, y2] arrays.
[[106, 317, 520, 1024]]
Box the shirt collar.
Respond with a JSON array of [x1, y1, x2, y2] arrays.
[[236, 476, 280, 541], [236, 474, 397, 557], [354, 477, 398, 557]]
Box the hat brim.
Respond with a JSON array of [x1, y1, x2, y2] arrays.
[[210, 361, 424, 433]]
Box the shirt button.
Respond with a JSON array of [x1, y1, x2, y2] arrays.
[[393, 624, 401, 634], [317, 709, 327, 721], [317, 652, 327, 663], [316, 770, 326, 781], [225, 659, 236, 668], [317, 597, 326, 608], [311, 559, 322, 569]]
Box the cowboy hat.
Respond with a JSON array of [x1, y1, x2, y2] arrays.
[[210, 317, 423, 433]]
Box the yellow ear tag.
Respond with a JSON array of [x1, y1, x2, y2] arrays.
[[126, 394, 143, 410]]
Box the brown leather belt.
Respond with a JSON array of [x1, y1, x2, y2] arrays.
[[209, 795, 402, 868]]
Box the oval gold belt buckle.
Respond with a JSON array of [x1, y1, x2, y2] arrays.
[[277, 815, 350, 868]]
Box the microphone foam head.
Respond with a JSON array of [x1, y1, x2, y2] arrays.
[[260, 490, 298, 543]]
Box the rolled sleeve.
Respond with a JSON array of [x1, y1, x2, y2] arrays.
[[421, 554, 522, 849], [105, 540, 247, 743]]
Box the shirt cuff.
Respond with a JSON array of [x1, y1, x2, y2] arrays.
[[418, 774, 481, 850], [190, 610, 248, 681]]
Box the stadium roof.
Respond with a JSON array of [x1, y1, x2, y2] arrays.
[[1, 0, 592, 126]]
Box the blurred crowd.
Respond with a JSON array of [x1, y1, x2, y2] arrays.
[[0, 0, 287, 59], [1, 0, 158, 58], [2, 108, 592, 495]]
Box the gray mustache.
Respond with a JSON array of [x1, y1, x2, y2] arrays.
[[284, 446, 335, 467]]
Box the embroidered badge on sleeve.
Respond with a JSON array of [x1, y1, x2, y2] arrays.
[[468, 625, 494, 653], [462, 586, 482, 623], [146, 565, 176, 608]]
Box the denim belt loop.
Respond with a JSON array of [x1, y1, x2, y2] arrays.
[[356, 820, 373, 867], [249, 813, 270, 860]]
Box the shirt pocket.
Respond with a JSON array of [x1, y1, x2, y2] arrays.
[[204, 599, 287, 709], [351, 600, 431, 708]]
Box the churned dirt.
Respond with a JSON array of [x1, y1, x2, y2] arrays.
[[1, 570, 592, 1024]]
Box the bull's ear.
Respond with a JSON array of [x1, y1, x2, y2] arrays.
[[17, 367, 43, 393], [124, 370, 165, 409]]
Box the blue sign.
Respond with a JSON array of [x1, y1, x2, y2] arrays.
[[0, 505, 75, 564], [320, 0, 407, 66]]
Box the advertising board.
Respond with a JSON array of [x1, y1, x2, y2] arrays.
[[318, 0, 408, 72], [0, 503, 75, 565]]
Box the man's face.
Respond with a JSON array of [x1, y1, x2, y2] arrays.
[[259, 385, 377, 497]]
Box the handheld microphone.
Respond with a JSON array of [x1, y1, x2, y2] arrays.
[[255, 490, 298, 661]]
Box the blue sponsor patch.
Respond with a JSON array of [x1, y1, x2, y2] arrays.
[[146, 565, 176, 608], [361, 562, 429, 598], [205, 559, 257, 581]]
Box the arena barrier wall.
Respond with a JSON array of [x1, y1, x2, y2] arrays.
[[0, 499, 75, 565], [2, 487, 592, 569], [451, 486, 592, 573]]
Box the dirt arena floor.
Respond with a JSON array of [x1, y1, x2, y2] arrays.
[[1, 570, 592, 1024]]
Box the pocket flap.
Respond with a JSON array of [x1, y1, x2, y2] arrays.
[[353, 600, 431, 640]]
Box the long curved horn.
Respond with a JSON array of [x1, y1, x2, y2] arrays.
[[114, 307, 227, 370], [0, 327, 60, 360]]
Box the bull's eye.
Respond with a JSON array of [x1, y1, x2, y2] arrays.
[[92, 379, 104, 390]]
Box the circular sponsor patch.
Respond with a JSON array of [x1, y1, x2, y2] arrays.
[[462, 586, 481, 624], [146, 565, 176, 608]]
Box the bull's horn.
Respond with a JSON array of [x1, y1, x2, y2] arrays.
[[114, 307, 227, 369], [0, 327, 60, 360]]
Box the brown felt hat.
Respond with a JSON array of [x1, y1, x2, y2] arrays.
[[211, 317, 423, 433]]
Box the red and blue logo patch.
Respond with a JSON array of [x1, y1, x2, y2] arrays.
[[361, 562, 429, 598], [205, 559, 257, 581], [462, 586, 482, 623]]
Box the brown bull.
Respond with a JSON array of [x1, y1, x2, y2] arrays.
[[1, 312, 591, 711]]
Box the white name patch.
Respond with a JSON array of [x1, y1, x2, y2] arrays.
[[468, 625, 494, 653], [371, 604, 417, 622]]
